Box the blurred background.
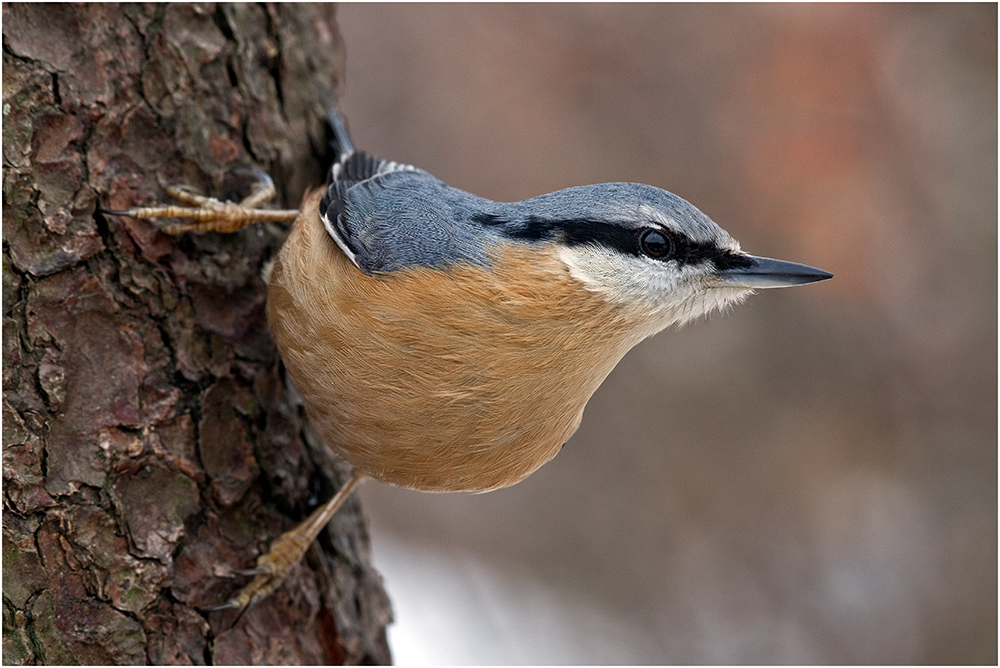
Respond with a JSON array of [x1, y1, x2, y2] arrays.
[[335, 4, 996, 663]]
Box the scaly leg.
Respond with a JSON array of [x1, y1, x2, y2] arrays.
[[101, 169, 300, 234], [211, 469, 369, 615]]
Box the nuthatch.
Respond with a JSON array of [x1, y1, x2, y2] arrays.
[[107, 110, 832, 612]]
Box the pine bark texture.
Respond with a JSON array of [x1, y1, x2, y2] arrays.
[[2, 4, 393, 664]]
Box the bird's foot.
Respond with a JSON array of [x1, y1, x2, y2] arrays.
[[207, 523, 316, 614], [207, 470, 368, 616], [101, 169, 300, 234]]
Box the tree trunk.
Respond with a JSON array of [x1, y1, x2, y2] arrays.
[[2, 4, 393, 664]]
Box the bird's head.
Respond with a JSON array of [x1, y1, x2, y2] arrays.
[[484, 182, 832, 337]]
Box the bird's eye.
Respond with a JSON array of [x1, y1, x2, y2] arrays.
[[639, 228, 673, 259]]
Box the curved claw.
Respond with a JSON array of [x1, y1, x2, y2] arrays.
[[97, 206, 134, 217], [203, 598, 243, 612], [232, 167, 276, 188], [233, 567, 269, 577], [202, 588, 262, 630], [226, 570, 284, 613]]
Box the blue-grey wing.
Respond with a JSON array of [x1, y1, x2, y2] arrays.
[[319, 151, 500, 274]]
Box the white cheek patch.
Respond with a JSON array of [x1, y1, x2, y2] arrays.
[[557, 244, 752, 332]]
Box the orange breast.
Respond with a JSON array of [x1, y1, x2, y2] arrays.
[[267, 189, 641, 492]]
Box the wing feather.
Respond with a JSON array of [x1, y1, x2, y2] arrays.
[[319, 151, 423, 268]]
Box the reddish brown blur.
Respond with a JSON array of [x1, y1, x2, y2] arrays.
[[338, 4, 996, 663]]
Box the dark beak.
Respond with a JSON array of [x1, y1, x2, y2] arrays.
[[718, 255, 833, 289]]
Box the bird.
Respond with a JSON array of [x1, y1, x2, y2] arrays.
[[104, 109, 832, 613]]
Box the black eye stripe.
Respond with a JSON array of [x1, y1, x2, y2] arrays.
[[471, 213, 639, 256], [470, 213, 750, 269]]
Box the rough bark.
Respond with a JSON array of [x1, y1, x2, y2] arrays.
[[2, 4, 393, 664]]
